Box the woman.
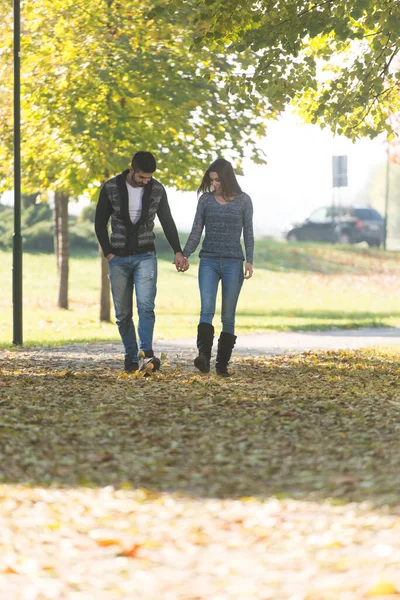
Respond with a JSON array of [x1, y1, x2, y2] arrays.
[[183, 158, 254, 377]]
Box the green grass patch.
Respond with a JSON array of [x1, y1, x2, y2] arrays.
[[1, 241, 400, 348]]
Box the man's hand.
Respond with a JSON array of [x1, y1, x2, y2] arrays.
[[106, 253, 116, 262], [244, 263, 253, 279], [174, 252, 189, 272]]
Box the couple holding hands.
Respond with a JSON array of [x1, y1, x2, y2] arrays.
[[95, 151, 254, 377]]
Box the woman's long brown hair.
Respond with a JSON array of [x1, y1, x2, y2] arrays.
[[198, 158, 242, 201]]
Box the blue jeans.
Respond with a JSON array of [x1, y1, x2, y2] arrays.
[[108, 252, 157, 361], [198, 257, 244, 334]]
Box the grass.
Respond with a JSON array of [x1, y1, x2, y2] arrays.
[[254, 237, 400, 273], [1, 240, 400, 348]]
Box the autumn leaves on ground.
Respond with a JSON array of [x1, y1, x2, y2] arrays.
[[1, 346, 400, 598]]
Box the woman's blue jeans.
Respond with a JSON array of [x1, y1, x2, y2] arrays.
[[198, 257, 244, 334], [108, 252, 157, 361]]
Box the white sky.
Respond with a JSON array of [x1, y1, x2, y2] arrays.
[[2, 111, 388, 235]]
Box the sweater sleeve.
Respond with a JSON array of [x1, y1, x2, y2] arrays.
[[156, 188, 182, 254], [95, 185, 113, 257], [182, 195, 206, 258], [243, 195, 254, 264]]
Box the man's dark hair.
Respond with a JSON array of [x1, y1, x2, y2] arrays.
[[131, 151, 156, 173]]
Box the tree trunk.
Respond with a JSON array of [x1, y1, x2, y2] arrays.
[[53, 192, 60, 272], [99, 244, 111, 322], [54, 191, 69, 309]]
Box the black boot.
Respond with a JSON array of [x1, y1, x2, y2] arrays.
[[216, 332, 237, 377], [138, 350, 161, 374], [193, 323, 214, 373], [124, 356, 139, 373]]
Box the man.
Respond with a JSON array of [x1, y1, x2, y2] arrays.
[[95, 151, 187, 373]]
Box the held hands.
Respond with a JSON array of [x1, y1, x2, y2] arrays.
[[244, 263, 253, 279], [173, 252, 189, 272]]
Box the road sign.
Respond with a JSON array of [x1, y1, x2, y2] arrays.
[[332, 155, 348, 187]]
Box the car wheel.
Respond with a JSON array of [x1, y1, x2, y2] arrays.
[[338, 232, 351, 244], [367, 239, 381, 248], [287, 232, 298, 242]]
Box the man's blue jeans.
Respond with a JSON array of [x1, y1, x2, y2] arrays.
[[108, 252, 157, 361], [198, 257, 244, 334]]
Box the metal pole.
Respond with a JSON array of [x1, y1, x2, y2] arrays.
[[13, 0, 22, 345], [383, 147, 390, 251]]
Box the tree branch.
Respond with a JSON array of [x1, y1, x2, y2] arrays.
[[349, 85, 396, 130]]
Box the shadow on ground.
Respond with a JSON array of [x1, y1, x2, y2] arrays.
[[1, 348, 400, 507]]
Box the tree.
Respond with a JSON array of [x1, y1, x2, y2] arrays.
[[53, 192, 69, 309], [1, 0, 269, 186], [165, 0, 400, 140], [0, 0, 269, 320]]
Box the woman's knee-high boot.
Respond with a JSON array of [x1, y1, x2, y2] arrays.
[[215, 332, 237, 377], [194, 323, 214, 373]]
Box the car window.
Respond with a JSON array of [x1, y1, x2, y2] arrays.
[[341, 209, 353, 218], [326, 206, 350, 219], [308, 208, 330, 223], [353, 208, 383, 221]]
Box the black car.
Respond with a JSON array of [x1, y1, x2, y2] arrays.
[[285, 206, 384, 247]]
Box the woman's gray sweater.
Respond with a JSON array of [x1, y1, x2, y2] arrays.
[[183, 192, 254, 263]]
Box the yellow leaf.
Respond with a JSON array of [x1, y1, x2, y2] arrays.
[[324, 541, 344, 549], [367, 581, 399, 596], [120, 480, 133, 490]]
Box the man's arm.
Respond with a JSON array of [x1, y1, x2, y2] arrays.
[[156, 188, 183, 254], [94, 185, 113, 257]]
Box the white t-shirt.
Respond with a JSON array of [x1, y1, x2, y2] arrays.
[[126, 183, 143, 224]]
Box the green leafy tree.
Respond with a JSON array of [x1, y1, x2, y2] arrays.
[[0, 0, 268, 191], [166, 0, 400, 140], [0, 0, 268, 317]]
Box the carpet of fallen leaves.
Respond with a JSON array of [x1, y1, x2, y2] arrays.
[[1, 345, 400, 599]]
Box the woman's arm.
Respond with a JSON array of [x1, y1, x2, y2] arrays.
[[182, 195, 206, 258], [243, 195, 254, 265]]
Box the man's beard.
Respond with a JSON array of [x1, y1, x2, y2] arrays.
[[131, 175, 144, 187]]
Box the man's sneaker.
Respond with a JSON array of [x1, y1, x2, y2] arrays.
[[138, 350, 161, 374], [124, 356, 139, 374]]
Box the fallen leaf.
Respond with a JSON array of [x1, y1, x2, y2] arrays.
[[118, 544, 141, 558], [367, 581, 399, 596], [96, 539, 122, 547]]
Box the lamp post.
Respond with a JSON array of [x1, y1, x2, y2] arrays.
[[383, 146, 390, 251], [13, 0, 22, 345]]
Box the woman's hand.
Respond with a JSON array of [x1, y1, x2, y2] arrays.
[[173, 252, 189, 272], [244, 263, 253, 279]]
